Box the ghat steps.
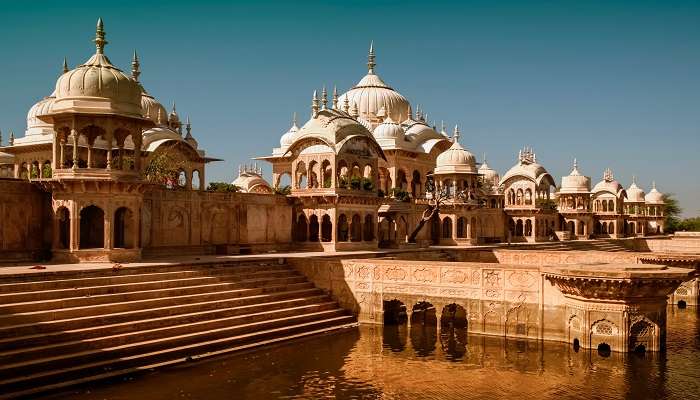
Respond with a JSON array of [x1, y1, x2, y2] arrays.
[[0, 261, 357, 399]]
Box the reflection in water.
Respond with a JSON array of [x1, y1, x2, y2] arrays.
[[43, 307, 700, 400]]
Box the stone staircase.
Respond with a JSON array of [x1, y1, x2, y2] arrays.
[[512, 239, 634, 252], [0, 261, 357, 399]]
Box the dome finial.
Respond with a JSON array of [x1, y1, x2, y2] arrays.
[[652, 180, 657, 190], [131, 50, 140, 82], [311, 90, 319, 118], [321, 86, 328, 110], [573, 158, 577, 169], [332, 85, 338, 109], [185, 116, 192, 138], [483, 153, 487, 164], [632, 175, 637, 185], [292, 112, 298, 128], [94, 18, 108, 54], [343, 93, 350, 113], [62, 57, 69, 74], [350, 101, 359, 117], [367, 40, 376, 74], [453, 125, 460, 143], [0, 129, 3, 146], [603, 168, 614, 182], [407, 105, 412, 120]]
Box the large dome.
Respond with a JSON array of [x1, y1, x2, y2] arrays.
[[434, 130, 477, 174], [141, 92, 167, 124], [51, 19, 142, 118], [336, 43, 410, 124]]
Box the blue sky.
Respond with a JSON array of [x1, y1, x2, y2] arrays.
[[0, 0, 698, 216]]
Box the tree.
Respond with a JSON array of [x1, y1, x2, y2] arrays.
[[206, 182, 241, 192], [407, 186, 449, 243], [663, 193, 683, 232], [143, 147, 188, 187]]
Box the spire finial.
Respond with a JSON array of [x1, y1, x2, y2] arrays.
[[171, 101, 176, 113], [343, 93, 350, 113], [440, 120, 445, 134], [311, 90, 319, 118], [632, 175, 637, 185], [185, 116, 192, 137], [62, 57, 69, 74], [321, 86, 328, 110], [0, 129, 3, 146], [131, 50, 140, 82], [367, 40, 376, 74], [9, 130, 15, 146], [573, 158, 577, 169], [407, 105, 412, 120], [94, 18, 108, 54], [292, 112, 298, 127], [332, 85, 338, 109], [350, 101, 359, 117], [483, 153, 487, 164], [453, 125, 460, 143]]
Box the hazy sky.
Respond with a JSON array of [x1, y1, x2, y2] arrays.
[[0, 0, 698, 216]]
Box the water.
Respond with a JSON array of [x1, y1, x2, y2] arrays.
[[44, 306, 700, 400]]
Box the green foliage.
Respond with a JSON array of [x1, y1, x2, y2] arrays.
[[323, 177, 332, 188], [674, 217, 700, 232], [274, 185, 291, 195], [350, 176, 362, 190], [338, 176, 349, 189], [42, 163, 52, 178], [362, 177, 374, 191], [663, 193, 683, 232], [536, 198, 557, 210], [206, 182, 241, 192], [377, 189, 385, 198], [143, 148, 187, 186], [390, 188, 411, 202]]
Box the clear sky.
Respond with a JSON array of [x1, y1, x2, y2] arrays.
[[0, 0, 698, 217]]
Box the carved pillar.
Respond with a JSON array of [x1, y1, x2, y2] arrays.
[[59, 139, 65, 169], [71, 129, 78, 170], [87, 143, 94, 168], [105, 133, 113, 170], [117, 144, 124, 170], [104, 206, 112, 249], [133, 134, 142, 173], [52, 133, 59, 170], [70, 204, 80, 251]]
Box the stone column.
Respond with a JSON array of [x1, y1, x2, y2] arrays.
[[71, 129, 79, 170], [134, 135, 142, 172], [106, 134, 113, 170], [52, 133, 59, 170], [87, 144, 94, 168], [59, 139, 65, 169], [104, 207, 112, 249], [117, 144, 124, 170], [70, 204, 80, 251]]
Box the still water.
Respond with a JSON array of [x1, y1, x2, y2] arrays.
[[45, 306, 700, 400]]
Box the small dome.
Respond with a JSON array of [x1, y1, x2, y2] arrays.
[[478, 159, 500, 186], [645, 182, 664, 204], [434, 134, 477, 175], [52, 20, 142, 118], [280, 115, 300, 148], [372, 116, 404, 139], [560, 160, 591, 193], [232, 169, 272, 194], [141, 92, 167, 124], [625, 179, 646, 203], [26, 94, 56, 134]]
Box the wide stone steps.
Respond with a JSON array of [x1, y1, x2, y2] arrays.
[[0, 261, 357, 399]]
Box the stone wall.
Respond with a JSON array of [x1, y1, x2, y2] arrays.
[[0, 179, 50, 262], [142, 188, 293, 256], [289, 258, 567, 343]]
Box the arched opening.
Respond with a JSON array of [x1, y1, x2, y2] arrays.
[[597, 343, 611, 357], [79, 205, 104, 249], [42, 161, 52, 179], [572, 338, 580, 352], [56, 207, 70, 249], [525, 219, 533, 236], [515, 220, 524, 236], [456, 217, 466, 238], [470, 217, 477, 239], [295, 214, 308, 242], [350, 214, 362, 242], [516, 189, 523, 205], [396, 169, 408, 191], [524, 189, 532, 205], [441, 217, 452, 239], [411, 170, 422, 198], [411, 301, 437, 357], [629, 320, 653, 353], [382, 299, 408, 352], [307, 160, 319, 188], [440, 303, 467, 328], [383, 299, 408, 325], [363, 214, 374, 241], [608, 222, 615, 235], [113, 207, 134, 249], [295, 161, 307, 189], [277, 172, 292, 191], [321, 160, 332, 188], [337, 214, 349, 242], [567, 221, 575, 234], [308, 215, 319, 242], [678, 300, 687, 309], [191, 170, 201, 190], [411, 301, 437, 325], [177, 169, 187, 187], [321, 215, 332, 242]]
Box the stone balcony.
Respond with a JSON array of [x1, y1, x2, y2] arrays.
[[51, 168, 140, 182]]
